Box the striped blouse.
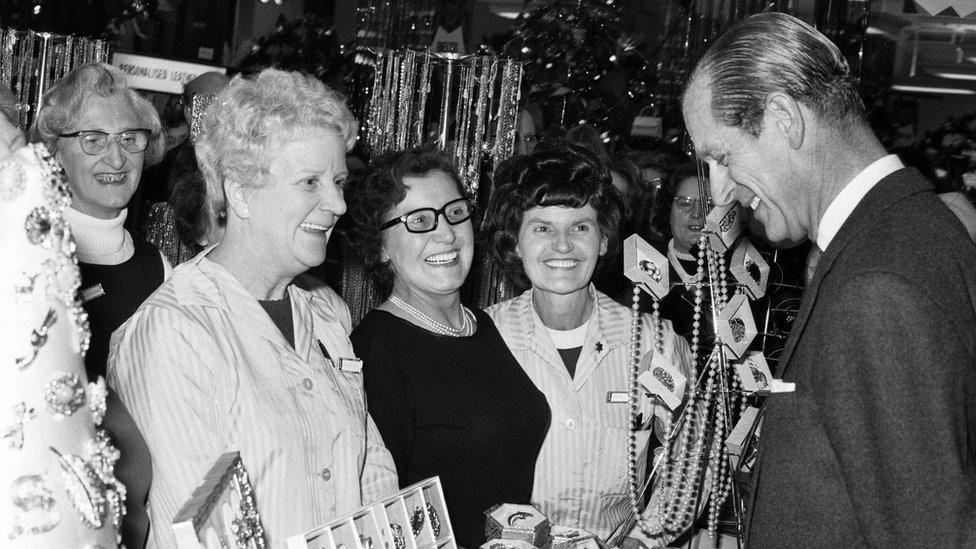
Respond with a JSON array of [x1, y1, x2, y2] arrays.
[[108, 254, 398, 548], [487, 286, 694, 544]]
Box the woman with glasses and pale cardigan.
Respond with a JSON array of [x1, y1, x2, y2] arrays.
[[29, 62, 170, 549], [345, 147, 551, 549]]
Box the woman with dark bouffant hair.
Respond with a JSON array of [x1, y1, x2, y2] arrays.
[[344, 146, 550, 549], [483, 140, 693, 548]]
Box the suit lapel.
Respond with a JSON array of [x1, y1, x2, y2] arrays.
[[774, 168, 930, 380]]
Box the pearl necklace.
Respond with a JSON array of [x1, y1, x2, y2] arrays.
[[389, 295, 474, 337]]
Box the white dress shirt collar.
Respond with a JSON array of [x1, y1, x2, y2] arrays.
[[817, 154, 904, 252]]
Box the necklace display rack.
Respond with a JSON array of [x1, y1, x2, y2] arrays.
[[615, 168, 773, 547]]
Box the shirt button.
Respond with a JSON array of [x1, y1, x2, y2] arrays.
[[302, 378, 313, 390], [565, 419, 577, 430], [320, 468, 331, 481]]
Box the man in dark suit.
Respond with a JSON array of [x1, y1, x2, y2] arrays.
[[681, 12, 976, 548]]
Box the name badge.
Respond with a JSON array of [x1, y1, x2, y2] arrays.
[[606, 391, 629, 403], [80, 283, 105, 303], [338, 357, 363, 373]]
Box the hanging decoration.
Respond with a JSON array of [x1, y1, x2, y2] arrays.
[[365, 50, 522, 197], [503, 0, 653, 138], [0, 28, 112, 130], [355, 0, 437, 51], [236, 14, 355, 93]]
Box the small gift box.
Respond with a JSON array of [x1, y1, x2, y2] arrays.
[[484, 504, 550, 548], [550, 525, 599, 549]]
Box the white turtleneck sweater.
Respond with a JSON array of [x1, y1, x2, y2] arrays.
[[63, 207, 172, 277]]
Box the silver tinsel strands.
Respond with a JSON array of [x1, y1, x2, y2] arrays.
[[491, 59, 522, 171], [0, 28, 112, 130], [365, 49, 522, 198], [413, 52, 433, 144]]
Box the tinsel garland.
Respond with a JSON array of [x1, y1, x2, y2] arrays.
[[0, 28, 110, 130], [365, 50, 522, 198]]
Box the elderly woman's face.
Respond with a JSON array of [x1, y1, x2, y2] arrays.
[[245, 128, 347, 277], [516, 204, 607, 298], [57, 94, 147, 219], [671, 176, 708, 253], [381, 170, 474, 298]]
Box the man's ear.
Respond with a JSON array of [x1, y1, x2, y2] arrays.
[[764, 91, 805, 150], [224, 179, 250, 219]]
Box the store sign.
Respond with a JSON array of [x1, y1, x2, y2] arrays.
[[112, 53, 226, 95]]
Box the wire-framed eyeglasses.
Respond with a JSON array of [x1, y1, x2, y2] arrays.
[[59, 129, 152, 155], [381, 197, 474, 233], [673, 195, 713, 213]]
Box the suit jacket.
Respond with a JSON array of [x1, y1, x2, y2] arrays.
[[746, 168, 976, 548]]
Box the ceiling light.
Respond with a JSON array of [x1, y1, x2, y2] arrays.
[[890, 84, 976, 95], [931, 71, 976, 81]]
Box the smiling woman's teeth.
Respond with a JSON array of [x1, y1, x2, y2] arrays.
[[749, 196, 761, 210], [545, 259, 578, 268], [426, 251, 458, 265], [95, 173, 126, 184], [299, 222, 330, 234]]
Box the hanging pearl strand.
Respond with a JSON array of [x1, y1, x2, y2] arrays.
[[389, 295, 474, 337], [627, 285, 650, 535], [649, 234, 711, 538]]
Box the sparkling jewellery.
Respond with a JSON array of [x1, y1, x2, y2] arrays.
[[410, 505, 425, 536], [426, 502, 440, 537], [45, 372, 86, 417], [390, 295, 474, 337], [87, 377, 108, 426], [3, 402, 37, 450], [14, 308, 57, 371], [8, 474, 61, 538], [0, 159, 26, 201], [506, 511, 531, 526], [391, 523, 406, 549]]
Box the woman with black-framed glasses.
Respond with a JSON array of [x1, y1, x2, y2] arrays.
[[345, 146, 551, 549], [28, 62, 170, 549]]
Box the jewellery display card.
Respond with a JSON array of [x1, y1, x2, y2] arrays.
[[716, 293, 757, 359], [623, 234, 670, 300], [733, 351, 772, 394], [286, 477, 456, 549], [726, 406, 761, 471], [352, 508, 386, 549], [729, 239, 770, 299], [404, 487, 435, 547], [637, 351, 688, 410], [384, 497, 418, 549], [704, 203, 744, 253], [172, 451, 267, 549]]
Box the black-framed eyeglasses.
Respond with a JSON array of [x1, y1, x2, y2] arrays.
[[381, 197, 474, 233], [673, 195, 713, 213], [59, 129, 152, 155]]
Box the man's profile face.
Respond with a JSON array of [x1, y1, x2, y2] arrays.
[[682, 77, 807, 247]]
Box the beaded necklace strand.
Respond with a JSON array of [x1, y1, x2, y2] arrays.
[[389, 295, 474, 337]]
